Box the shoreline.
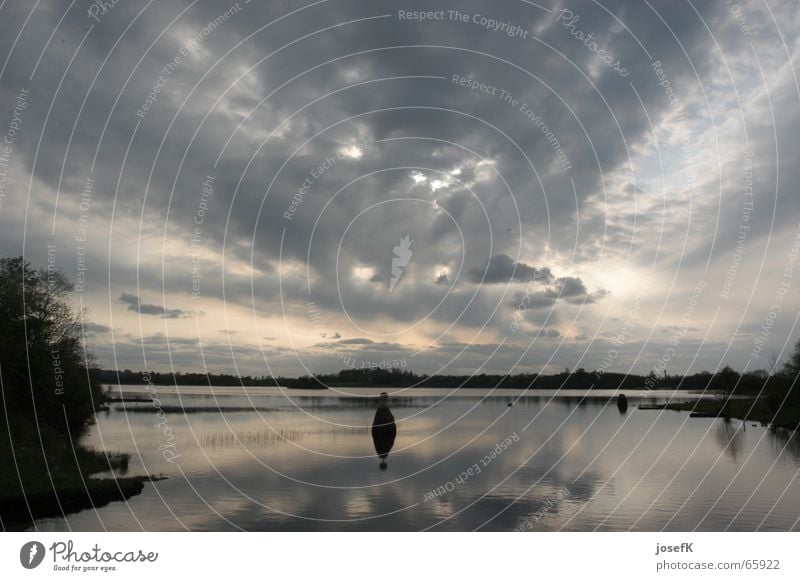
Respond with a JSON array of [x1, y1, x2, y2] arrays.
[[0, 475, 163, 531], [639, 397, 800, 430], [0, 439, 165, 531]]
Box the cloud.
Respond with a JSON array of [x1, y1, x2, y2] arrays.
[[544, 277, 609, 304], [337, 337, 376, 345], [509, 291, 557, 310], [118, 293, 188, 319], [467, 254, 554, 284], [82, 322, 111, 334], [1, 0, 798, 375], [546, 276, 589, 298]]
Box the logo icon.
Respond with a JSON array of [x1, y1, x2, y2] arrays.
[[389, 234, 413, 292], [20, 541, 45, 569]]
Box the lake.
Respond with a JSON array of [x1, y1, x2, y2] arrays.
[[31, 386, 800, 531]]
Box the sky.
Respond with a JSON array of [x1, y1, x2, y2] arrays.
[[0, 0, 799, 378]]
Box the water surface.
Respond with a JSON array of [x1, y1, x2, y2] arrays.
[[32, 386, 800, 531]]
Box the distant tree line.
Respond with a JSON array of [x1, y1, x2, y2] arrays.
[[3, 252, 798, 416], [95, 358, 798, 395]]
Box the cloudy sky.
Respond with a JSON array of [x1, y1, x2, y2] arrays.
[[1, 0, 799, 378]]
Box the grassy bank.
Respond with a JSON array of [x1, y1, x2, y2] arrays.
[[643, 396, 800, 429], [0, 432, 162, 530]]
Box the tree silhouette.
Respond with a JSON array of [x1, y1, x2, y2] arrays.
[[0, 256, 102, 437], [783, 339, 800, 380]]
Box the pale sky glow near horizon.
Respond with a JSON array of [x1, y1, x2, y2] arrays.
[[1, 0, 799, 378]]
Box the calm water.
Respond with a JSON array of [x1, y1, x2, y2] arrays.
[[32, 386, 800, 531]]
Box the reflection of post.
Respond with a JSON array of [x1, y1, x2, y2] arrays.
[[372, 392, 397, 470]]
